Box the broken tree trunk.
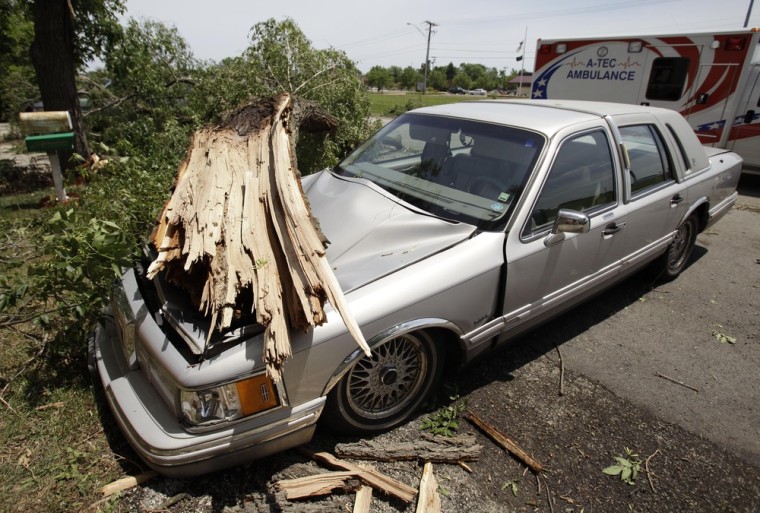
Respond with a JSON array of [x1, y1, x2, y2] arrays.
[[147, 93, 370, 380], [334, 432, 482, 463]]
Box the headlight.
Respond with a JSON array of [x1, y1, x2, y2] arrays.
[[180, 374, 279, 428]]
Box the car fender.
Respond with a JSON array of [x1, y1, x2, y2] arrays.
[[681, 196, 710, 230]]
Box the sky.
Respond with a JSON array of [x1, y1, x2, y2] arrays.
[[121, 0, 759, 73]]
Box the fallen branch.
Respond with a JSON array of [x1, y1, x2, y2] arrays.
[[0, 395, 19, 415], [655, 372, 699, 392], [457, 461, 473, 473], [302, 449, 417, 503], [100, 471, 158, 498], [145, 493, 192, 512], [463, 410, 544, 474], [334, 432, 481, 463], [645, 449, 661, 493], [415, 462, 441, 513], [544, 476, 555, 513], [555, 343, 565, 396]]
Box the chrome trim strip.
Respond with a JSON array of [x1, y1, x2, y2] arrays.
[[708, 191, 738, 221], [621, 233, 674, 269]]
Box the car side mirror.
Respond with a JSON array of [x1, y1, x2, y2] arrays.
[[544, 209, 590, 246]]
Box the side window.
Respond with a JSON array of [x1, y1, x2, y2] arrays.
[[619, 124, 674, 194], [525, 131, 616, 235], [646, 57, 690, 101]]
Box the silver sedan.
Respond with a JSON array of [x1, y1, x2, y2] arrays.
[[93, 100, 741, 476]]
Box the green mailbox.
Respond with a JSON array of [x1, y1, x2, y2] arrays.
[[24, 131, 75, 152]]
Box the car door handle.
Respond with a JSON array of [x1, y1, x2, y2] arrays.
[[671, 194, 684, 206], [602, 222, 626, 236]]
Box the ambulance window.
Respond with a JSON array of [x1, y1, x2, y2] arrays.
[[646, 58, 690, 101]]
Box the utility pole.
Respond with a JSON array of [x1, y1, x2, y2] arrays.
[[409, 21, 438, 94], [423, 20, 437, 94], [744, 0, 755, 27]]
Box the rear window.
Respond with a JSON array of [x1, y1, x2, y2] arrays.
[[619, 124, 675, 194]]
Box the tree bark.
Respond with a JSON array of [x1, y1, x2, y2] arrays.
[[334, 433, 482, 463], [29, 0, 89, 165]]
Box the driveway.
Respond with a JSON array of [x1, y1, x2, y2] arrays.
[[551, 172, 760, 463]]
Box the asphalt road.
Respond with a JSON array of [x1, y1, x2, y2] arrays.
[[549, 171, 760, 464]]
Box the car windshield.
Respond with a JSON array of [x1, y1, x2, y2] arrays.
[[335, 112, 545, 231]]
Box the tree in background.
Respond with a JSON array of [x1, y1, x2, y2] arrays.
[[0, 0, 35, 122], [445, 62, 456, 86], [366, 65, 393, 91], [452, 71, 473, 91], [398, 66, 420, 90], [427, 67, 447, 91], [94, 17, 200, 159], [28, 0, 124, 163]]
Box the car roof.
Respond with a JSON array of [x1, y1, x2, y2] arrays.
[[411, 99, 664, 136]]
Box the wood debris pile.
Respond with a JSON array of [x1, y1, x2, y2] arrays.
[[95, 409, 546, 512], [270, 411, 544, 511], [147, 93, 369, 380]]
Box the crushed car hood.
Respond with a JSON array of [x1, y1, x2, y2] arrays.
[[147, 170, 476, 354], [304, 170, 477, 292]]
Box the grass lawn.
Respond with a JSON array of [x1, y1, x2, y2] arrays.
[[0, 183, 127, 512], [368, 91, 492, 116]]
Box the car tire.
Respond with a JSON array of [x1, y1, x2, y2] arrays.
[[657, 214, 698, 281], [323, 330, 443, 433]]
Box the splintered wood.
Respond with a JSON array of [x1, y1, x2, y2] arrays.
[[147, 93, 369, 380]]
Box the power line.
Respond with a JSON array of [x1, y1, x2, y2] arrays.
[[436, 0, 681, 26]]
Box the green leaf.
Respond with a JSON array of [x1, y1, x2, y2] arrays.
[[712, 330, 736, 344], [614, 456, 632, 467], [603, 465, 623, 475]]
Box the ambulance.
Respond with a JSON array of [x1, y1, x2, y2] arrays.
[[532, 29, 760, 170]]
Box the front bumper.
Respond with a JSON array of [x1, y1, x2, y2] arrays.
[[93, 316, 323, 477]]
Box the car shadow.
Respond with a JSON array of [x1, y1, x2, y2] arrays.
[[449, 247, 708, 398]]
